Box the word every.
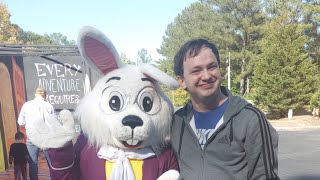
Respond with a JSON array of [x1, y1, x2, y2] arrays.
[[35, 63, 81, 77]]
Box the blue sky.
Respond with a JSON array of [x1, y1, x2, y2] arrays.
[[2, 0, 196, 61]]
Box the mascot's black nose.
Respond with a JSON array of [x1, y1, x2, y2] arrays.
[[122, 115, 143, 129]]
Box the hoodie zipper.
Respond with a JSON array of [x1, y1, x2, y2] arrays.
[[184, 114, 228, 180], [203, 108, 243, 150], [201, 113, 241, 179], [181, 102, 244, 179], [184, 118, 205, 179], [200, 151, 205, 180], [200, 121, 229, 180], [203, 122, 228, 151]]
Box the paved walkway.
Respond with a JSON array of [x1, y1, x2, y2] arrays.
[[0, 150, 50, 180], [278, 129, 320, 180]]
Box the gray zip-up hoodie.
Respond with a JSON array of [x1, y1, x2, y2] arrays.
[[171, 86, 279, 180]]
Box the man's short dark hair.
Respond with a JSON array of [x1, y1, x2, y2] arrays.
[[15, 132, 25, 140], [173, 39, 220, 77]]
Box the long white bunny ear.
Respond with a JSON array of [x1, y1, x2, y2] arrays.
[[139, 64, 179, 90], [78, 26, 123, 75]]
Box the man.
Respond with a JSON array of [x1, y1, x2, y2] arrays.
[[170, 39, 279, 180], [18, 88, 54, 180]]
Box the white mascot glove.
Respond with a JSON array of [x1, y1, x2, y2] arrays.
[[26, 110, 76, 149], [157, 169, 180, 180]]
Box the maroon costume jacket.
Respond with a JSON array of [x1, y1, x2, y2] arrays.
[[47, 134, 179, 180]]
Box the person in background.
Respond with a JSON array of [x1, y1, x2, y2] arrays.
[[9, 132, 29, 180], [17, 87, 55, 180], [170, 38, 279, 180]]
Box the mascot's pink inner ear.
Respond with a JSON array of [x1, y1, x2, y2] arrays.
[[84, 36, 118, 74]]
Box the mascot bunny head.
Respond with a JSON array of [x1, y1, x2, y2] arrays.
[[74, 26, 178, 153]]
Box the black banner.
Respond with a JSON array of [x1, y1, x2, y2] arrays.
[[23, 56, 85, 110]]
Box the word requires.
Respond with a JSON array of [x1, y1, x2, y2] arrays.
[[47, 94, 80, 105]]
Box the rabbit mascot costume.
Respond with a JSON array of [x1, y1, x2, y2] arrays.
[[26, 26, 180, 180]]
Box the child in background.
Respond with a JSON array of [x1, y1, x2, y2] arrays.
[[9, 132, 29, 180]]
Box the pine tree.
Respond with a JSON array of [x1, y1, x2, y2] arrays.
[[253, 2, 318, 117]]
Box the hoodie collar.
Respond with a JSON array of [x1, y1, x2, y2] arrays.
[[221, 86, 250, 123], [183, 86, 249, 123]]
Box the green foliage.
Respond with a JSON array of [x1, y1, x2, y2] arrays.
[[120, 52, 134, 64], [137, 48, 152, 64], [159, 2, 223, 61], [24, 31, 54, 45], [159, 1, 227, 105], [210, 0, 266, 96], [24, 31, 75, 45], [173, 87, 189, 107], [310, 88, 320, 108], [252, 6, 318, 117], [160, 85, 188, 108], [44, 33, 76, 45], [302, 0, 320, 69], [0, 3, 22, 44], [159, 0, 266, 96], [156, 58, 175, 77]]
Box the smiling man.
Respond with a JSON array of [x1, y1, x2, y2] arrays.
[[170, 39, 279, 180]]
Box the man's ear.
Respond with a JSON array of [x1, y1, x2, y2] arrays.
[[177, 75, 187, 90]]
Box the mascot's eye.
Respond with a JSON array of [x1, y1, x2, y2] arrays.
[[109, 95, 122, 111], [142, 96, 153, 112], [100, 89, 126, 114], [137, 87, 161, 115], [108, 91, 124, 111]]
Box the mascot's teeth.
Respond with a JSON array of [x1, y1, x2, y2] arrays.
[[126, 139, 139, 146]]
